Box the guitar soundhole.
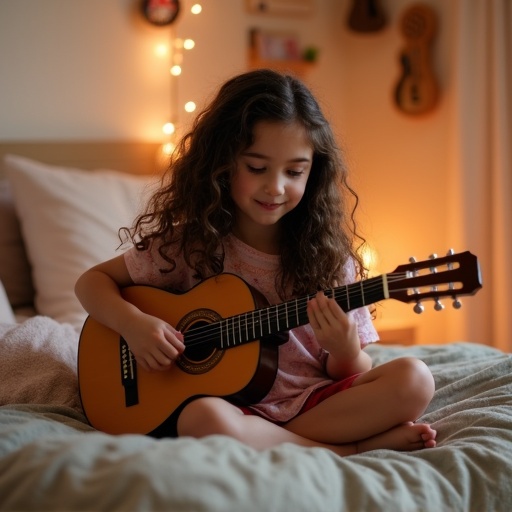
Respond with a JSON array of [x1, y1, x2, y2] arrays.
[[175, 308, 224, 375], [183, 320, 215, 361]]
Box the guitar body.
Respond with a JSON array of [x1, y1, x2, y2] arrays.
[[394, 4, 438, 115], [78, 274, 280, 436]]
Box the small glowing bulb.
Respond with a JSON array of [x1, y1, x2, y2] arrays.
[[183, 39, 195, 50], [360, 245, 379, 275], [170, 65, 182, 76], [191, 4, 202, 14], [162, 122, 175, 135], [184, 101, 196, 113], [162, 142, 175, 155], [154, 44, 168, 57]]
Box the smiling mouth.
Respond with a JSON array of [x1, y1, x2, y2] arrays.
[[256, 200, 282, 210]]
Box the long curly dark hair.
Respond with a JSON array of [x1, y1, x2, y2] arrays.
[[122, 69, 367, 298]]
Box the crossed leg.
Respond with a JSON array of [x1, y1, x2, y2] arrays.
[[177, 357, 436, 457]]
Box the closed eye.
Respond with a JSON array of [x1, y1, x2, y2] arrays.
[[247, 165, 266, 173]]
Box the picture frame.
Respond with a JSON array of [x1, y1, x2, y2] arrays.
[[250, 29, 301, 61]]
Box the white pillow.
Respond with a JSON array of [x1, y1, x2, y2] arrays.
[[0, 179, 34, 308], [4, 154, 155, 330], [0, 280, 16, 324]]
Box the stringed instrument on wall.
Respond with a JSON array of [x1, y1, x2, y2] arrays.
[[78, 251, 482, 437], [394, 3, 439, 115], [347, 0, 387, 32]]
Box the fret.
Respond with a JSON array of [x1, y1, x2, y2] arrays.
[[360, 281, 365, 306], [226, 317, 232, 346], [267, 307, 271, 335], [220, 319, 225, 348], [231, 317, 236, 346]]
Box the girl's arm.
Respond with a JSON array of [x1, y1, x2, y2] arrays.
[[75, 255, 184, 372], [307, 291, 372, 380]]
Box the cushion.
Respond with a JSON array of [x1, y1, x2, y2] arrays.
[[4, 154, 154, 329], [0, 180, 34, 307], [0, 280, 16, 324]]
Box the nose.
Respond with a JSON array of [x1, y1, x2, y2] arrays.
[[264, 174, 285, 196]]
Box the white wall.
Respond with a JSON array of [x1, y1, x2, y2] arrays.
[[0, 0, 337, 140], [0, 0, 458, 344]]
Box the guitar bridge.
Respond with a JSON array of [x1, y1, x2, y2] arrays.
[[120, 337, 139, 407]]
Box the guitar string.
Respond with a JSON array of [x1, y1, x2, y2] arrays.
[[182, 272, 417, 349], [182, 273, 411, 348]]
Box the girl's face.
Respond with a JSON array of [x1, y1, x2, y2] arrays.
[[231, 120, 313, 252]]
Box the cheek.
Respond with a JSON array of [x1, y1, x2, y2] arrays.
[[290, 180, 308, 204], [230, 173, 252, 204]]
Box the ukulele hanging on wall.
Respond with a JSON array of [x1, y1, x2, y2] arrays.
[[394, 3, 439, 115]]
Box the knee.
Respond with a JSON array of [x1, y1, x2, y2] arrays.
[[177, 397, 243, 439], [390, 357, 435, 417]]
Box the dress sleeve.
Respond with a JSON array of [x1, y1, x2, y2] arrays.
[[123, 244, 164, 286], [343, 258, 380, 347], [123, 239, 198, 292]]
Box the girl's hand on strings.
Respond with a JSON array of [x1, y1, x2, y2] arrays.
[[122, 311, 185, 372], [307, 291, 361, 361]]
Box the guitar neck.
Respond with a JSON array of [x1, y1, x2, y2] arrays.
[[184, 275, 388, 351]]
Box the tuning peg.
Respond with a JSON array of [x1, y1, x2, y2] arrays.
[[429, 254, 438, 274], [452, 298, 462, 309], [413, 302, 424, 314], [434, 299, 445, 311], [447, 248, 455, 256]]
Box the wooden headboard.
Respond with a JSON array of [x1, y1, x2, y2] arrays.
[[0, 141, 164, 178]]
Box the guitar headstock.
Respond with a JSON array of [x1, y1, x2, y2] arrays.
[[388, 250, 482, 313]]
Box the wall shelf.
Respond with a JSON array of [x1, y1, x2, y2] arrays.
[[248, 56, 314, 77]]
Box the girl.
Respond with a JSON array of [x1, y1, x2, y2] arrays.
[[76, 69, 436, 457]]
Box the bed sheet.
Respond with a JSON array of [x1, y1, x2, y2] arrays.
[[0, 318, 511, 511]]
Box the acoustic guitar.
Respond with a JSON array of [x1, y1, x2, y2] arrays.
[[394, 3, 439, 115], [78, 251, 482, 436]]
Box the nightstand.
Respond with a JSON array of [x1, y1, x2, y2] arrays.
[[377, 326, 416, 345]]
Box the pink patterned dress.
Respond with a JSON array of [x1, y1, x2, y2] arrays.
[[124, 233, 378, 422]]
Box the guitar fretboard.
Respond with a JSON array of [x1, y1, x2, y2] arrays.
[[184, 275, 388, 350]]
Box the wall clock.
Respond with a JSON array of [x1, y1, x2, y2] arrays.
[[141, 0, 180, 26]]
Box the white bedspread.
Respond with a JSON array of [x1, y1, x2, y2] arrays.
[[0, 317, 511, 511]]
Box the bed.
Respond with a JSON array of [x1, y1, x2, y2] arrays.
[[1, 142, 511, 512]]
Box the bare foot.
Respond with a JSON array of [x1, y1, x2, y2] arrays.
[[356, 422, 437, 453]]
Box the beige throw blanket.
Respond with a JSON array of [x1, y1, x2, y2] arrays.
[[0, 316, 81, 410]]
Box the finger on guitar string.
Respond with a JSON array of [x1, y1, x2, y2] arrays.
[[307, 291, 348, 330]]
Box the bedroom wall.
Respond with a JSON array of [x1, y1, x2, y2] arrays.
[[0, 0, 458, 345]]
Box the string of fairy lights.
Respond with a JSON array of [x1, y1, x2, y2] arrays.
[[153, 2, 203, 156]]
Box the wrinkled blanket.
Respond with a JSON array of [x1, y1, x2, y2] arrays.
[[0, 317, 511, 511]]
